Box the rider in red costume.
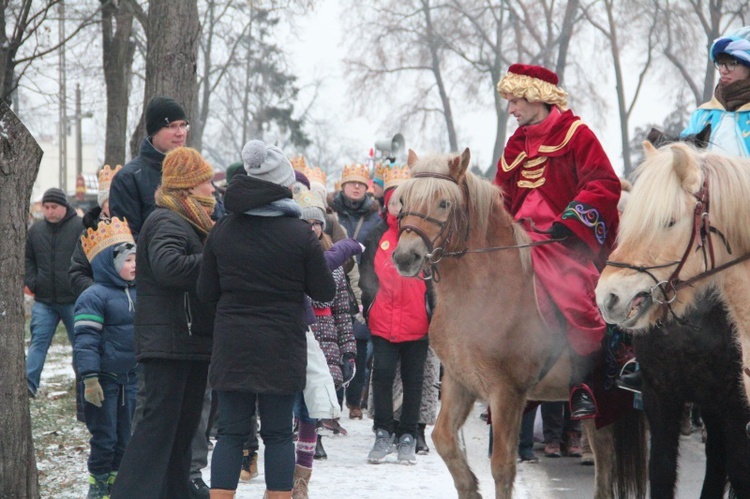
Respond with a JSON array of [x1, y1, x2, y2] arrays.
[[494, 64, 621, 419]]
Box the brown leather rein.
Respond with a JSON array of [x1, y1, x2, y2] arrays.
[[606, 175, 750, 325], [397, 171, 563, 282]]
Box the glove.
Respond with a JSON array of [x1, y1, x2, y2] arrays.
[[550, 222, 573, 241], [83, 377, 104, 408], [341, 354, 356, 385]]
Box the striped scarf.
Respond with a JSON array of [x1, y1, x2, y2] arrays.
[[155, 187, 216, 236]]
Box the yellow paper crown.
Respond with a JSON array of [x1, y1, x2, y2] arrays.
[[304, 165, 327, 187], [81, 217, 135, 263], [340, 163, 370, 185], [374, 162, 386, 181], [384, 164, 411, 191], [98, 164, 122, 192], [291, 155, 308, 172]]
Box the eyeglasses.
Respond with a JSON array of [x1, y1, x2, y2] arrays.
[[165, 122, 190, 132], [714, 59, 741, 71], [309, 221, 323, 228]]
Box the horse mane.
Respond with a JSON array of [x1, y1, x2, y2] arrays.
[[621, 142, 750, 251]]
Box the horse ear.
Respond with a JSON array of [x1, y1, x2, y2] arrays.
[[450, 148, 471, 181], [643, 141, 658, 158], [407, 149, 419, 168], [671, 144, 702, 193], [646, 127, 666, 147], [695, 123, 712, 148]]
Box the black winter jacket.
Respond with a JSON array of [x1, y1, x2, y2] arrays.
[[109, 138, 165, 239], [134, 207, 214, 362], [25, 207, 83, 305], [198, 175, 336, 394], [68, 206, 104, 297]]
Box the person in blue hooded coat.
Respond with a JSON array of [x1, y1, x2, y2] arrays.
[[73, 217, 137, 499]]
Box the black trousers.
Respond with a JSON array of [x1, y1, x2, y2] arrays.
[[111, 358, 209, 499], [371, 336, 429, 437]]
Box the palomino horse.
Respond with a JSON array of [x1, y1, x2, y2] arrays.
[[392, 148, 646, 499], [595, 142, 750, 418]]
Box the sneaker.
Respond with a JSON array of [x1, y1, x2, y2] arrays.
[[107, 471, 117, 493], [187, 477, 210, 499], [544, 441, 561, 458], [518, 450, 540, 463], [87, 473, 111, 499], [240, 450, 259, 481], [397, 434, 417, 465], [368, 428, 395, 464], [317, 418, 348, 436]]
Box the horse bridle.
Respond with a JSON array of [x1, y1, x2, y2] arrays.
[[397, 171, 563, 282], [606, 175, 750, 325]]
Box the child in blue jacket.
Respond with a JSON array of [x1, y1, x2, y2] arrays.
[[73, 218, 137, 499]]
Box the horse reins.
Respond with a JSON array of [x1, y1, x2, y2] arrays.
[[607, 175, 750, 325], [398, 171, 564, 281]]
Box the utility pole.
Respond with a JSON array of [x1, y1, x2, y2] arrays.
[[58, 0, 67, 193], [73, 83, 93, 178]]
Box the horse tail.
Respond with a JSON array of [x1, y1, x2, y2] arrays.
[[613, 409, 648, 499]]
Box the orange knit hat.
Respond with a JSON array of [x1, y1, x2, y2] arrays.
[[161, 147, 214, 190]]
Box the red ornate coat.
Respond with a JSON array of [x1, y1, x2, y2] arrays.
[[494, 108, 620, 355]]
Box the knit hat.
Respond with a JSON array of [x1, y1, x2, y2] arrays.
[[294, 188, 327, 230], [241, 139, 296, 187], [497, 64, 568, 109], [98, 164, 122, 208], [146, 96, 188, 137], [340, 163, 370, 186], [161, 147, 214, 190], [42, 187, 68, 207], [113, 242, 136, 273], [225, 162, 244, 184], [710, 26, 750, 67]]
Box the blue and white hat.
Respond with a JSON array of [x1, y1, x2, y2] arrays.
[[711, 26, 750, 67]]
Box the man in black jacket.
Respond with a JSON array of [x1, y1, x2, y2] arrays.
[[25, 188, 83, 397], [109, 96, 189, 239]]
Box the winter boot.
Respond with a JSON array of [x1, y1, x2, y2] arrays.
[[87, 473, 111, 499], [347, 403, 363, 420], [368, 428, 395, 464], [415, 423, 430, 454], [313, 435, 327, 460], [396, 433, 417, 465], [563, 431, 582, 457], [240, 450, 259, 481], [291, 464, 312, 499]]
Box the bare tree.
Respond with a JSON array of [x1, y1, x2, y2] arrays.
[[0, 103, 43, 497]]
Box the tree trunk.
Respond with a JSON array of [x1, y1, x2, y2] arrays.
[[0, 101, 42, 498], [102, 0, 136, 166], [554, 0, 579, 85], [129, 0, 200, 157]]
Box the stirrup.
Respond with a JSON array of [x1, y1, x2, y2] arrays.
[[618, 358, 639, 378]]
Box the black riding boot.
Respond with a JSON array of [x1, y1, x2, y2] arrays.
[[569, 353, 598, 420]]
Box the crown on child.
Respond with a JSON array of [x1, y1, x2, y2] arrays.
[[98, 164, 122, 192], [81, 217, 135, 262], [373, 162, 387, 182], [304, 165, 327, 187], [340, 163, 370, 185], [383, 164, 411, 191], [291, 155, 308, 172]]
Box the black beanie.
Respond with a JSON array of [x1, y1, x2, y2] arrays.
[[145, 96, 187, 137], [42, 187, 68, 207]]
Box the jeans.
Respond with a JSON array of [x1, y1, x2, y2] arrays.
[[371, 336, 429, 437], [84, 375, 137, 475], [294, 392, 316, 425], [26, 301, 75, 394], [211, 391, 296, 491]]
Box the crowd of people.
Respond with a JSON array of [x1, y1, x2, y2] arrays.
[[22, 23, 750, 499]]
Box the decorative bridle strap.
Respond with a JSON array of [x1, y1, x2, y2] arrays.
[[412, 172, 458, 183]]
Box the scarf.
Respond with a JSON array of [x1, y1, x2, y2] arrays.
[[715, 78, 750, 111], [155, 187, 216, 236], [244, 197, 302, 218]]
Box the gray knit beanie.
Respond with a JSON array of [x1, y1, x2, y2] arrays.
[[241, 140, 295, 187]]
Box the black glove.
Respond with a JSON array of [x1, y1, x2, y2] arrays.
[[550, 222, 573, 241], [341, 353, 356, 385]]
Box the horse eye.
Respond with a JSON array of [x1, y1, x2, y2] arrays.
[[666, 218, 676, 228], [439, 200, 450, 209]]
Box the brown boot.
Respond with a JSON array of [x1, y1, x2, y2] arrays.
[[210, 489, 235, 498], [239, 450, 259, 481], [291, 464, 312, 499]]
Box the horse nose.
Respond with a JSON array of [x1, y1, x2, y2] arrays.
[[598, 292, 619, 315]]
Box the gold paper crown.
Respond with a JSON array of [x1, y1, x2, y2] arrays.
[[98, 164, 122, 192], [340, 163, 370, 185], [304, 165, 327, 187], [373, 162, 386, 182], [291, 155, 308, 172], [384, 165, 411, 191], [81, 217, 135, 263]]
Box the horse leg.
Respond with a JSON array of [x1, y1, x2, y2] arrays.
[[699, 411, 727, 499], [641, 388, 682, 499], [721, 397, 750, 497], [585, 419, 614, 499], [432, 373, 481, 499], [487, 389, 525, 499]]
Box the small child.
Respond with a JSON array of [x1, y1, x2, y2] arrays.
[[74, 218, 137, 499]]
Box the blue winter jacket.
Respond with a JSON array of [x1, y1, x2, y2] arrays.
[[73, 245, 137, 380], [681, 97, 750, 157]]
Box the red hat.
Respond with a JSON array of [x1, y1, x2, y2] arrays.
[[497, 63, 568, 109]]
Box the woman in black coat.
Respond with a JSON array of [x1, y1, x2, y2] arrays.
[[198, 140, 335, 498]]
